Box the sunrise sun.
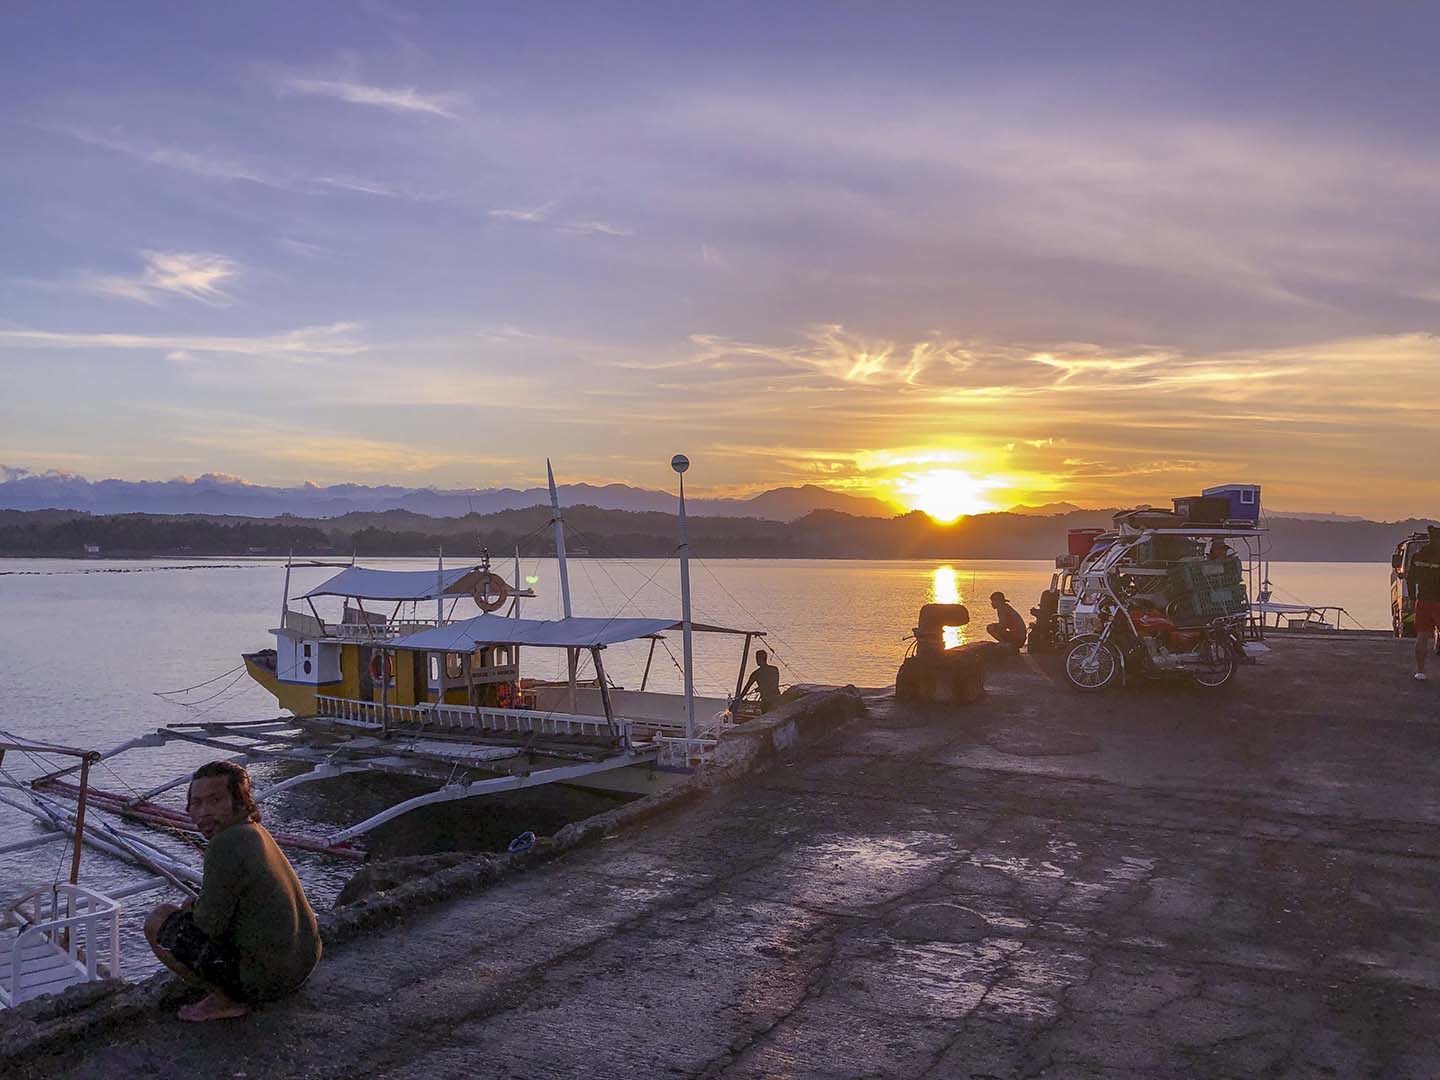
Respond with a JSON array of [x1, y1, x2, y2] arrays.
[[895, 469, 997, 523]]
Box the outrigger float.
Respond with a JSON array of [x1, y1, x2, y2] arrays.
[[14, 457, 768, 871]]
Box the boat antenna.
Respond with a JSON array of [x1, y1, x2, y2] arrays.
[[547, 460, 578, 709], [672, 453, 696, 742]]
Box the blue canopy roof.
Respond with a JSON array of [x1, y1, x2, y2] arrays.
[[387, 614, 760, 651]]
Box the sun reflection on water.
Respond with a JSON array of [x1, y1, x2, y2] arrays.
[[931, 565, 966, 649]]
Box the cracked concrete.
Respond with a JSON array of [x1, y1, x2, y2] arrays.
[[17, 636, 1440, 1078]]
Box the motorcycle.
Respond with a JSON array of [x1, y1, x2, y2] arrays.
[[1063, 597, 1248, 692]]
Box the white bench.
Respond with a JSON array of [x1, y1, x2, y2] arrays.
[[0, 883, 121, 1008]]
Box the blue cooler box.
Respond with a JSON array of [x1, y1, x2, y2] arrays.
[[1202, 484, 1261, 523]]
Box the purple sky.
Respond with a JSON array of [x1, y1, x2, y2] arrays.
[[2, 2, 1437, 515]]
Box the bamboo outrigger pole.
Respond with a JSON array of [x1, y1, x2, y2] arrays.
[[0, 738, 100, 886]]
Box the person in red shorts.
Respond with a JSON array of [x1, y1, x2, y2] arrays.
[[1410, 528, 1440, 681]]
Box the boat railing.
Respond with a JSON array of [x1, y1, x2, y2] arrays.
[[330, 620, 441, 641], [1, 883, 121, 1008], [314, 695, 623, 738], [653, 735, 720, 769], [282, 609, 326, 637], [282, 614, 445, 641]]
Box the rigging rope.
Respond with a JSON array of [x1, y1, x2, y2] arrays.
[[691, 556, 815, 684], [153, 664, 245, 697], [0, 754, 87, 885], [161, 666, 252, 709]]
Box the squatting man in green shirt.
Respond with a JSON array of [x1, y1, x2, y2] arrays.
[[144, 761, 322, 1021]]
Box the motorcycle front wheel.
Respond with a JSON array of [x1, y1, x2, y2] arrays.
[[1063, 637, 1122, 692]]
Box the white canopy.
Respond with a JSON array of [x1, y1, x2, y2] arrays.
[[302, 565, 484, 602], [388, 614, 761, 652], [1253, 601, 1337, 615]]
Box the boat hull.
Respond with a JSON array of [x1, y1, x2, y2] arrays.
[[242, 651, 341, 716]]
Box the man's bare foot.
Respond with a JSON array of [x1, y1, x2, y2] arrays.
[[178, 990, 251, 1022]]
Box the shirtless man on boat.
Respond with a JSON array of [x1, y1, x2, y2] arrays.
[[144, 761, 321, 1021], [739, 649, 782, 713]]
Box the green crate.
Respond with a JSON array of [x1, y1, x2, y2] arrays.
[[1167, 557, 1243, 592]]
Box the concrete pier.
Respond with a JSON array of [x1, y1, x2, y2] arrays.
[[16, 636, 1440, 1078]]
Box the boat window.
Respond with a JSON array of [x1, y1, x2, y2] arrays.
[[445, 653, 466, 679], [495, 646, 511, 667], [428, 655, 440, 681], [303, 643, 312, 658], [303, 660, 312, 675], [1241, 489, 1256, 504]]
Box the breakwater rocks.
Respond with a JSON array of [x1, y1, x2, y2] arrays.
[[0, 687, 864, 1064]]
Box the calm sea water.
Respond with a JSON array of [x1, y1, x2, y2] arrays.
[[0, 555, 1391, 979]]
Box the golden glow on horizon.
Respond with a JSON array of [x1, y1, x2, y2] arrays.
[[896, 468, 997, 523], [931, 565, 964, 649]]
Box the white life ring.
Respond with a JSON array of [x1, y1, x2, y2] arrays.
[[473, 572, 510, 612]]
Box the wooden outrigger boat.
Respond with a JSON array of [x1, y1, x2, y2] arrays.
[[25, 457, 767, 860]]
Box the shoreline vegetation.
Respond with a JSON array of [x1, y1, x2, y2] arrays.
[[0, 506, 1432, 563]]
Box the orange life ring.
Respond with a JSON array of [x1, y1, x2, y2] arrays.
[[368, 653, 394, 681], [472, 572, 510, 613], [495, 681, 516, 709]]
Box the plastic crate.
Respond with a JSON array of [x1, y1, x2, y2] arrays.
[[1170, 583, 1248, 621], [1167, 557, 1244, 592]]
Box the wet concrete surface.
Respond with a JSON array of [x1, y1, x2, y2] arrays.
[[25, 637, 1440, 1078]]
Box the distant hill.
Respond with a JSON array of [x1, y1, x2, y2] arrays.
[[2, 504, 1434, 562], [0, 470, 897, 523], [1265, 510, 1372, 523], [1007, 502, 1088, 516]]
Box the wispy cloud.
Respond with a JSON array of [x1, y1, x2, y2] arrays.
[[279, 76, 464, 119], [50, 126, 417, 201], [53, 126, 276, 186], [0, 322, 367, 362], [277, 237, 329, 259], [488, 202, 556, 223], [488, 206, 631, 236], [311, 174, 401, 198], [89, 251, 239, 306], [554, 220, 633, 237]]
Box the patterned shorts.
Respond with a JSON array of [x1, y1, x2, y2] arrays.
[[157, 911, 248, 1001]]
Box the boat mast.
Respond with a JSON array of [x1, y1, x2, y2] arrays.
[[280, 549, 293, 629], [436, 548, 444, 626], [512, 547, 522, 618], [547, 460, 578, 710], [671, 454, 696, 742]]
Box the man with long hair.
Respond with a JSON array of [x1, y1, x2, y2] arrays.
[[144, 761, 321, 1021]]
